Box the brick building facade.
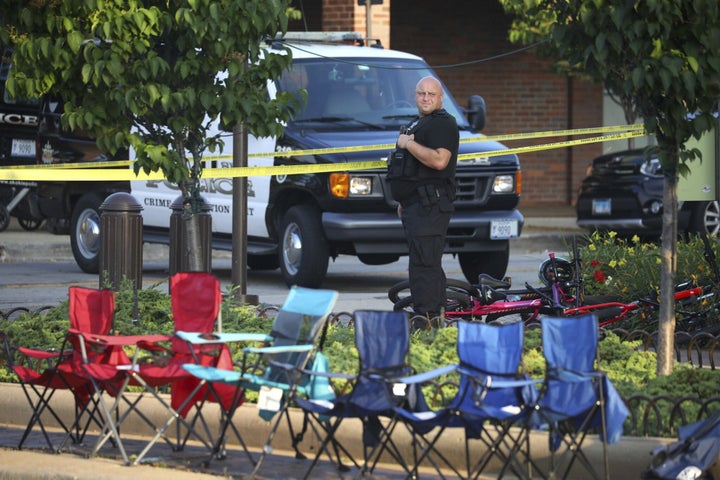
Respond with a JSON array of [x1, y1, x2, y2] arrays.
[[291, 0, 605, 207]]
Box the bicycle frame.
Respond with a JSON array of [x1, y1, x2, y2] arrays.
[[563, 285, 705, 328], [444, 278, 575, 323]]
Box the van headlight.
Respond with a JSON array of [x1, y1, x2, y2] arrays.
[[349, 176, 373, 195], [492, 175, 515, 194], [330, 173, 373, 198]]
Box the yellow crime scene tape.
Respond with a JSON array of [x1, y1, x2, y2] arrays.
[[0, 124, 647, 182]]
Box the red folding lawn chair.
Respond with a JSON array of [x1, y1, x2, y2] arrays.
[[2, 286, 115, 451], [66, 272, 236, 465]]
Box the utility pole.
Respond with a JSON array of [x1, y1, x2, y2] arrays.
[[231, 59, 258, 305]]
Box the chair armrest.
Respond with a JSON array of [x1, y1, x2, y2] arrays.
[[67, 328, 170, 347], [136, 339, 171, 352], [182, 363, 242, 383], [17, 346, 68, 361], [397, 364, 459, 385], [176, 331, 273, 345], [549, 367, 604, 383], [243, 344, 313, 355]]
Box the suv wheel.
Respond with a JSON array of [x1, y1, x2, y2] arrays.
[[458, 241, 509, 284], [278, 205, 329, 288], [70, 193, 104, 273], [689, 201, 720, 235]]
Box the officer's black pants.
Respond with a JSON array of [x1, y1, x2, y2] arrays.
[[400, 201, 452, 316]]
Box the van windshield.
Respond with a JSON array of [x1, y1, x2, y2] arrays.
[[276, 57, 469, 131]]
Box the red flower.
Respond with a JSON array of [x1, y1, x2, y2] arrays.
[[594, 270, 606, 283], [590, 259, 601, 268]]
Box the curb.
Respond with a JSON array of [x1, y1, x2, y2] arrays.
[[0, 382, 666, 480]]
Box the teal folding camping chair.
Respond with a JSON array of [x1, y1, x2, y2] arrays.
[[180, 285, 338, 477]]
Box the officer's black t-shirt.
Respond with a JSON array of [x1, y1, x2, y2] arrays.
[[386, 108, 459, 203]]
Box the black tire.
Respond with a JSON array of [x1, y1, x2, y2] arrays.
[[0, 204, 9, 232], [688, 201, 720, 236], [18, 218, 43, 231], [278, 205, 329, 288], [392, 290, 473, 313], [247, 253, 279, 270], [70, 193, 104, 274], [388, 278, 475, 304], [458, 241, 510, 284]]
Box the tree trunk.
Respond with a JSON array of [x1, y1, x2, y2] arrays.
[[182, 203, 205, 272], [657, 161, 679, 376]]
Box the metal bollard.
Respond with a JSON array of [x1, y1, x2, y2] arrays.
[[99, 192, 143, 290], [169, 195, 212, 276]]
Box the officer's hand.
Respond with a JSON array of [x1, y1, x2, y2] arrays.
[[397, 205, 402, 218], [397, 133, 414, 149]]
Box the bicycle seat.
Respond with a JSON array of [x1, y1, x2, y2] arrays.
[[477, 273, 511, 290], [480, 285, 508, 304]]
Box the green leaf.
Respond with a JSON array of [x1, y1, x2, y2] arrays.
[[81, 64, 93, 84], [67, 31, 84, 54], [631, 67, 644, 89]]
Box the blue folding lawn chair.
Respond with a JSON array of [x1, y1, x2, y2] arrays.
[[394, 319, 541, 479], [535, 314, 629, 480], [295, 309, 429, 479]]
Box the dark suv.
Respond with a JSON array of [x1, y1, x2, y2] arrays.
[[576, 149, 720, 237]]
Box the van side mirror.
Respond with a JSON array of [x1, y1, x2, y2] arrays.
[[466, 95, 486, 131]]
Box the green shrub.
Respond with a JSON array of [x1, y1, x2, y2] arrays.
[[577, 232, 719, 301], [3, 276, 720, 438], [574, 232, 720, 331]]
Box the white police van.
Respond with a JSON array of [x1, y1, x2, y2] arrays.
[[2, 33, 523, 287]]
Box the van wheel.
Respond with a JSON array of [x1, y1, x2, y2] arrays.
[[71, 193, 104, 273], [458, 242, 509, 284], [688, 201, 720, 235], [278, 205, 329, 288]]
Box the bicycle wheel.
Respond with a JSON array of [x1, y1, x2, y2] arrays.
[[392, 290, 473, 314], [388, 278, 475, 305]]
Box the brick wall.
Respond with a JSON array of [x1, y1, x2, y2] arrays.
[[300, 0, 605, 207], [390, 0, 604, 207], [321, 0, 391, 48]]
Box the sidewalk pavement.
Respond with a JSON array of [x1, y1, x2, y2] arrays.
[[0, 382, 671, 480]]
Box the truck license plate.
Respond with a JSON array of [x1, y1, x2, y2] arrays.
[[11, 139, 36, 158], [592, 199, 612, 215], [490, 219, 518, 239]]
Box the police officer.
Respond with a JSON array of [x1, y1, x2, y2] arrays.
[[388, 76, 459, 325]]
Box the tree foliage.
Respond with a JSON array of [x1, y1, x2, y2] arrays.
[[1, 0, 302, 194], [500, 0, 720, 374]]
